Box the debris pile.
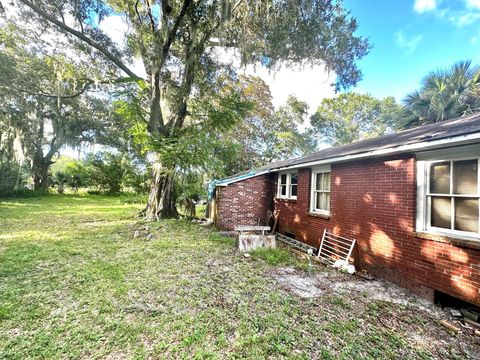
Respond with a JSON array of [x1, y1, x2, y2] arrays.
[[439, 307, 480, 337]]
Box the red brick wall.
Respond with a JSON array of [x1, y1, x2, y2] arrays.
[[275, 156, 480, 306], [215, 174, 274, 231]]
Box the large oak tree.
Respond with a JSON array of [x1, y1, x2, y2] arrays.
[[9, 0, 370, 219], [0, 23, 109, 190]]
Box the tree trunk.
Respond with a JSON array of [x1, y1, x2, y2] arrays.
[[33, 162, 49, 191], [144, 161, 179, 220], [184, 198, 196, 218]]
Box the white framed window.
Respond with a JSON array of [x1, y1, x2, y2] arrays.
[[277, 172, 297, 199], [310, 165, 331, 215], [417, 145, 480, 240]]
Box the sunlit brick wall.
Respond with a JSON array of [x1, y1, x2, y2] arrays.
[[275, 156, 480, 306]]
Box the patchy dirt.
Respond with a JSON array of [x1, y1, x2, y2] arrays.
[[270, 265, 480, 359], [332, 277, 438, 313], [271, 267, 328, 298], [271, 266, 439, 313]]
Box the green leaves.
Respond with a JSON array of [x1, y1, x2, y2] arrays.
[[311, 93, 402, 146], [221, 0, 370, 90], [0, 21, 111, 189], [400, 60, 480, 129], [213, 76, 318, 175]]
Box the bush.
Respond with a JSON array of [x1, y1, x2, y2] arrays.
[[52, 171, 69, 194], [65, 161, 89, 192], [85, 152, 148, 195], [50, 157, 90, 194], [0, 158, 29, 196]]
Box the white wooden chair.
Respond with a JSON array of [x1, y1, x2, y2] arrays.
[[317, 229, 356, 265]]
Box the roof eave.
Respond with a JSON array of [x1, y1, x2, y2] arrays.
[[215, 131, 480, 186], [269, 131, 480, 172], [215, 170, 271, 186]]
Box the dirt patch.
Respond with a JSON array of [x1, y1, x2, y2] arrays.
[[270, 266, 480, 358], [271, 266, 440, 314], [271, 267, 328, 298]]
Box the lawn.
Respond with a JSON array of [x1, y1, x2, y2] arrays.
[[0, 195, 478, 359]]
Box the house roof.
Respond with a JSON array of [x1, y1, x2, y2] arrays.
[[216, 112, 480, 186]]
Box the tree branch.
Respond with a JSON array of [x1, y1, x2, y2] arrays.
[[1, 76, 133, 100], [159, 0, 193, 67], [144, 0, 156, 33], [1, 81, 92, 99], [18, 0, 143, 81]]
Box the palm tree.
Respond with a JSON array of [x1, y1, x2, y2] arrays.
[[399, 61, 480, 129]]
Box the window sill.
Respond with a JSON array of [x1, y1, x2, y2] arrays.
[[414, 231, 480, 250], [308, 212, 330, 220], [275, 197, 297, 202]]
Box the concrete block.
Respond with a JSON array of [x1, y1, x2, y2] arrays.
[[239, 234, 276, 252]]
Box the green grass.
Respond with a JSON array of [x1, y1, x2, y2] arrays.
[[250, 247, 298, 266], [0, 195, 478, 359]]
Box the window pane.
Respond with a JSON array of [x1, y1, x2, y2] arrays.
[[291, 173, 298, 185], [290, 184, 297, 197], [315, 173, 323, 191], [430, 162, 450, 194], [280, 174, 287, 186], [316, 192, 322, 210], [280, 185, 287, 196], [431, 196, 451, 229], [453, 160, 477, 195], [322, 172, 331, 191], [315, 192, 330, 211], [455, 198, 479, 233]]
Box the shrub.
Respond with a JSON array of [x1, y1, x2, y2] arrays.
[[52, 171, 69, 194], [85, 152, 148, 195], [0, 158, 29, 196]]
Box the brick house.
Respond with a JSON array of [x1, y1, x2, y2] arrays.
[[212, 113, 480, 307]]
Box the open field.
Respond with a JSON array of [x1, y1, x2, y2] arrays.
[[0, 195, 479, 359]]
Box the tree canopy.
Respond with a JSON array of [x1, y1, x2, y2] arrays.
[[4, 0, 370, 218], [217, 76, 317, 175], [310, 92, 401, 146], [0, 22, 109, 190]]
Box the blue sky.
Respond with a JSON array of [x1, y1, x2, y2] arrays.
[[343, 0, 480, 102]]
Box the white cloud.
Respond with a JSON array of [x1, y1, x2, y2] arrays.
[[422, 0, 480, 27], [98, 16, 147, 78], [98, 16, 129, 46], [214, 47, 335, 116], [244, 64, 336, 116], [471, 36, 478, 44], [394, 31, 423, 54], [466, 0, 480, 9], [449, 11, 480, 26], [414, 0, 437, 13]]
